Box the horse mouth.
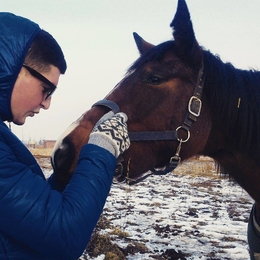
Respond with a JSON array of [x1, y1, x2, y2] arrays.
[[113, 154, 173, 186], [114, 155, 128, 183], [51, 137, 76, 189]]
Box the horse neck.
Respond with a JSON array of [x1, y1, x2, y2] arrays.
[[201, 51, 260, 203], [203, 50, 260, 160]]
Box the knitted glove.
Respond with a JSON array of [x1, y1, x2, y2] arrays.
[[93, 111, 114, 127], [88, 112, 130, 158]]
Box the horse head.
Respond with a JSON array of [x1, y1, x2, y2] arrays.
[[52, 0, 211, 189]]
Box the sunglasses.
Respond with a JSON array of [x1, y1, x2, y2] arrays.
[[22, 64, 57, 100]]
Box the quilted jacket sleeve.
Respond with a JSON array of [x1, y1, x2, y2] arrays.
[[0, 141, 116, 260]]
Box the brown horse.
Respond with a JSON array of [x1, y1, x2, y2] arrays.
[[52, 0, 260, 220]]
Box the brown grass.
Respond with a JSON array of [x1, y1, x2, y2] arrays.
[[174, 156, 221, 179], [29, 148, 53, 158], [86, 233, 126, 259]]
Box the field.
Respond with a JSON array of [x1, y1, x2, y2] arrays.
[[36, 151, 253, 260]]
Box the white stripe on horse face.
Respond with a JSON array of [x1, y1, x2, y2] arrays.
[[51, 119, 80, 161]]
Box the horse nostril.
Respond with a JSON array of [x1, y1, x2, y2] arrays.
[[51, 142, 72, 170]]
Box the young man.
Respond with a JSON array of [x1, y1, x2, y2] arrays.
[[0, 12, 130, 259]]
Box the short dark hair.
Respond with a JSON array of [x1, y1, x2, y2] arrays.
[[24, 29, 67, 74]]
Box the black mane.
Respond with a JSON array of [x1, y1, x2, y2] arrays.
[[128, 41, 175, 72], [203, 50, 260, 158]]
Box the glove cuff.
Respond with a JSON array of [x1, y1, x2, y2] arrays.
[[88, 132, 119, 157]]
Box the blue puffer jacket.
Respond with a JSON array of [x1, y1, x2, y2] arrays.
[[0, 13, 116, 259]]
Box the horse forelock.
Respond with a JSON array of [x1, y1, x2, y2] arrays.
[[127, 40, 201, 79], [127, 41, 175, 73], [203, 50, 260, 158]]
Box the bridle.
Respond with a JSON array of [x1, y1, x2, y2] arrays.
[[92, 63, 205, 185]]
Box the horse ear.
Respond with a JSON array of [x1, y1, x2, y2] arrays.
[[170, 0, 201, 62], [133, 32, 154, 54]]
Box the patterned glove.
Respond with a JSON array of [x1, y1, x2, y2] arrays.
[[88, 112, 130, 158]]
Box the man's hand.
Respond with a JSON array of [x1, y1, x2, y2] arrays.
[[88, 112, 130, 158]]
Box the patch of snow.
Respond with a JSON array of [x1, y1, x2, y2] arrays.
[[42, 161, 254, 259]]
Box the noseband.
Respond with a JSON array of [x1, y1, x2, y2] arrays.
[[92, 63, 204, 185]]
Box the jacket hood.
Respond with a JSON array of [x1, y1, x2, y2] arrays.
[[0, 12, 40, 121]]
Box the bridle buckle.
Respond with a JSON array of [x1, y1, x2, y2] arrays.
[[188, 96, 202, 117]]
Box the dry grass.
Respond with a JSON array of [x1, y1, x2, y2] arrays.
[[174, 156, 221, 180], [109, 227, 130, 238], [86, 233, 126, 259], [29, 148, 53, 158], [29, 148, 53, 170]]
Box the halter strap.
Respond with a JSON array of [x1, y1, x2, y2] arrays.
[[128, 131, 178, 141], [92, 100, 120, 113], [182, 63, 204, 130], [92, 100, 179, 141]]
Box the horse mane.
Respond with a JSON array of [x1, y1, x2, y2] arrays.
[[203, 50, 260, 158], [128, 41, 176, 73]]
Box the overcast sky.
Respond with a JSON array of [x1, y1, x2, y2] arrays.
[[2, 0, 260, 141]]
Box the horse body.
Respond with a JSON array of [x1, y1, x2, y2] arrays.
[[52, 0, 260, 209]]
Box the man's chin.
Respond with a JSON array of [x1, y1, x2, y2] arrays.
[[12, 118, 26, 126]]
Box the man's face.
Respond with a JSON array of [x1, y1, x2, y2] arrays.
[[11, 65, 60, 125]]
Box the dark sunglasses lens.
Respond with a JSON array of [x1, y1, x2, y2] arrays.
[[45, 88, 56, 100], [23, 65, 57, 100]]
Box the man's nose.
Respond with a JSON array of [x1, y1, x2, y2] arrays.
[[41, 97, 51, 110]]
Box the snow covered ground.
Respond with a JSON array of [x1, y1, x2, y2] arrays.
[[42, 157, 253, 259]]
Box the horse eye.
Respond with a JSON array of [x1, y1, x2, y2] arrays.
[[145, 76, 163, 85]]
